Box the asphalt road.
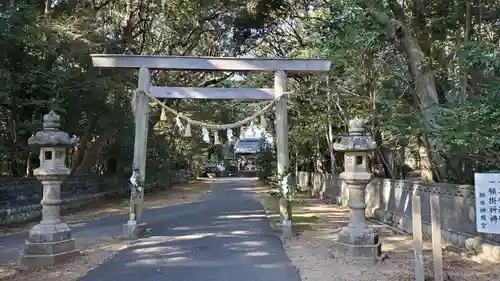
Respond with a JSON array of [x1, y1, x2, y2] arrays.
[[80, 178, 301, 281]]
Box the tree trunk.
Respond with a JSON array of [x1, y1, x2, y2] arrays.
[[326, 79, 336, 175], [74, 131, 115, 175], [459, 0, 472, 101], [358, 0, 446, 181], [25, 152, 34, 177], [71, 117, 97, 172]]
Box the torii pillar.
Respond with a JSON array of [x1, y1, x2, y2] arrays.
[[274, 70, 292, 237]]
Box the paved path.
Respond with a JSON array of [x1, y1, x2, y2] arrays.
[[81, 178, 300, 281]]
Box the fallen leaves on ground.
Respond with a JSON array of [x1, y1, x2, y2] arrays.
[[0, 237, 128, 281], [251, 180, 500, 281]]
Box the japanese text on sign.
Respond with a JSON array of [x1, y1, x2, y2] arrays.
[[475, 173, 500, 234]]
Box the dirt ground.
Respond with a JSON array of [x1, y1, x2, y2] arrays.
[[0, 237, 128, 281], [252, 181, 500, 281], [0, 180, 213, 281]]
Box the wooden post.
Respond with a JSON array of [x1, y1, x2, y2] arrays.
[[430, 195, 444, 281], [275, 70, 291, 235], [412, 195, 425, 281]]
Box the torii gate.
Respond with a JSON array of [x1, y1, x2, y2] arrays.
[[91, 54, 331, 239]]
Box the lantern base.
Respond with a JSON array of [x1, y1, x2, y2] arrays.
[[18, 222, 79, 270], [335, 226, 382, 260], [334, 240, 381, 260]]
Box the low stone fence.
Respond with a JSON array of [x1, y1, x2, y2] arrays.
[[0, 169, 189, 226], [294, 171, 500, 259]]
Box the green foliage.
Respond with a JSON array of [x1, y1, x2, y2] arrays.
[[434, 85, 500, 182], [0, 1, 286, 177], [3, 0, 500, 186], [261, 0, 500, 184], [256, 146, 275, 180]]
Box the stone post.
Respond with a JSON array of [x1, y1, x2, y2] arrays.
[[333, 117, 381, 259], [19, 111, 78, 270]]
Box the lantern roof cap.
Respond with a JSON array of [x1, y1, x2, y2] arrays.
[[28, 111, 76, 148], [334, 117, 376, 152]]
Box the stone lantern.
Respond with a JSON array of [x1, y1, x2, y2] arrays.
[[333, 117, 381, 259], [19, 111, 78, 270]]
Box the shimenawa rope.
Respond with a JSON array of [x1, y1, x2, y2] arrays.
[[132, 88, 289, 130]]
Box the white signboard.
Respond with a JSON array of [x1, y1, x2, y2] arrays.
[[475, 173, 500, 234]]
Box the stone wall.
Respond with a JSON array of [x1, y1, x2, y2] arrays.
[[294, 171, 500, 259], [0, 170, 189, 226]]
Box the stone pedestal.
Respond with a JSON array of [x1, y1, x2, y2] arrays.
[[19, 111, 78, 270], [333, 117, 381, 260], [19, 222, 79, 270], [280, 220, 292, 241], [336, 177, 381, 259], [279, 197, 292, 240], [123, 221, 148, 240], [19, 175, 79, 270]]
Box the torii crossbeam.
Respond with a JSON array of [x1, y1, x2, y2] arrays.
[[91, 54, 330, 72], [91, 54, 331, 239]]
